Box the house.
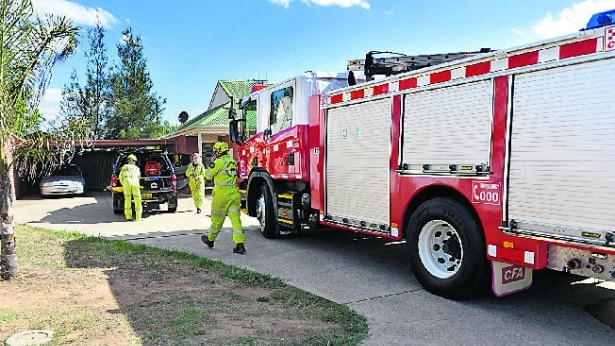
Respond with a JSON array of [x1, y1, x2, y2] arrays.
[[162, 80, 266, 159]]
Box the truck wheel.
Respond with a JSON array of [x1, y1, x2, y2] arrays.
[[256, 184, 278, 238], [406, 198, 489, 300]]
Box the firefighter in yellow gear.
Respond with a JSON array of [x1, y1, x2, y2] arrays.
[[186, 152, 206, 213], [200, 142, 246, 254], [119, 154, 142, 221]]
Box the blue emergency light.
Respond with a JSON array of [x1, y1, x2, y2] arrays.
[[585, 8, 615, 30]]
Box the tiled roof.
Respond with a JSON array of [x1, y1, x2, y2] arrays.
[[218, 80, 264, 100], [166, 79, 266, 138], [176, 102, 256, 130], [201, 104, 232, 126]]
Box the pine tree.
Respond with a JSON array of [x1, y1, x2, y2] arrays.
[[107, 27, 166, 139], [60, 21, 111, 139]]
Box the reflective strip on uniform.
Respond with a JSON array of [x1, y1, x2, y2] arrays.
[[215, 182, 235, 186], [228, 207, 241, 213]]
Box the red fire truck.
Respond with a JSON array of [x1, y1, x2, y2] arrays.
[[228, 9, 615, 300]]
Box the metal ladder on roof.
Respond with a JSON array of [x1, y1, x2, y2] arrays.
[[348, 49, 493, 81]]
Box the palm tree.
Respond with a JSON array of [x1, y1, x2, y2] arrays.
[[0, 0, 81, 278]]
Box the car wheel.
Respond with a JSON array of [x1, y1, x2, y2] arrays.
[[168, 194, 177, 213], [406, 197, 489, 300], [256, 184, 278, 238], [113, 195, 123, 215]]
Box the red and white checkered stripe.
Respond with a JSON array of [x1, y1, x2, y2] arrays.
[[329, 27, 613, 105]]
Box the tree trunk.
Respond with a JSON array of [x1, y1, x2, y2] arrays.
[[1, 140, 18, 279], [0, 194, 17, 279]]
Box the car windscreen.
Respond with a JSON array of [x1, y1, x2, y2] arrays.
[[53, 166, 81, 176]]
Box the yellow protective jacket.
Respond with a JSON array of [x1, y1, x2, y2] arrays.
[[119, 163, 141, 187], [186, 162, 206, 185], [204, 154, 238, 190]]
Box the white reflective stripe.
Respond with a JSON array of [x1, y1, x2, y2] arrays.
[[228, 207, 241, 213], [451, 66, 465, 79], [215, 182, 235, 186], [211, 210, 227, 215], [389, 81, 399, 92], [232, 229, 244, 234], [538, 47, 559, 63], [417, 75, 430, 86], [491, 59, 507, 72]]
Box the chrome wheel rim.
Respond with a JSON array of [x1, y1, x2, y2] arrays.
[[256, 193, 266, 233], [418, 220, 463, 279]]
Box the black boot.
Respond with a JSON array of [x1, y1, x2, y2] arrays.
[[233, 243, 246, 254], [201, 235, 214, 248], [196, 208, 201, 214]]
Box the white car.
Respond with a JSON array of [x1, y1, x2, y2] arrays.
[[39, 164, 85, 197]]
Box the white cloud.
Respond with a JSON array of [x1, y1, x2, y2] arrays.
[[512, 28, 525, 35], [32, 0, 118, 28], [302, 0, 370, 9], [39, 88, 63, 124], [269, 0, 370, 9], [532, 0, 615, 38], [269, 0, 291, 8]]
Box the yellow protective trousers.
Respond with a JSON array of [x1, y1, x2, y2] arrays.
[[186, 162, 206, 209], [124, 185, 142, 221], [189, 179, 205, 209], [206, 187, 244, 245]]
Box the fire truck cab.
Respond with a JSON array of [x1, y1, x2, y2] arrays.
[[229, 71, 351, 237]]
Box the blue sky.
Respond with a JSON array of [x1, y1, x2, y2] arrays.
[[34, 0, 615, 127]]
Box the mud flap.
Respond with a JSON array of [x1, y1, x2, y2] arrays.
[[492, 261, 533, 297]]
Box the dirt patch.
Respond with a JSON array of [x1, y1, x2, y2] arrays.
[[0, 227, 366, 345], [1, 264, 335, 345]]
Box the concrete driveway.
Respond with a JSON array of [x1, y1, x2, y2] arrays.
[[12, 191, 615, 345]]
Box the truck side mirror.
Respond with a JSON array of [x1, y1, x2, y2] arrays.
[[228, 107, 237, 120], [229, 120, 239, 144]]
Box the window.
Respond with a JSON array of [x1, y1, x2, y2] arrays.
[[270, 86, 293, 135]]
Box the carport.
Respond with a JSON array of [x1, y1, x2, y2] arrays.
[[15, 138, 194, 197]]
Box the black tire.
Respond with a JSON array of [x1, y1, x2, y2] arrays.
[[256, 184, 278, 238], [113, 195, 123, 215], [168, 195, 177, 213], [406, 197, 489, 300]]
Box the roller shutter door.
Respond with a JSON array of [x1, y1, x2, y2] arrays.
[[508, 58, 615, 240], [403, 80, 493, 170], [326, 98, 390, 225]]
